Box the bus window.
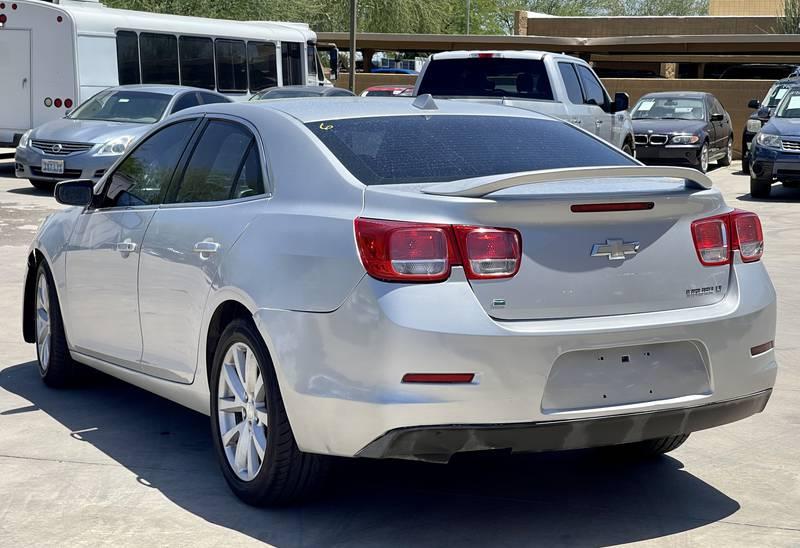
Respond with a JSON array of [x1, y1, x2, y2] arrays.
[[216, 39, 247, 93], [179, 36, 215, 90], [140, 33, 179, 85], [248, 42, 278, 92], [281, 42, 303, 86], [116, 31, 140, 85], [306, 44, 323, 85]]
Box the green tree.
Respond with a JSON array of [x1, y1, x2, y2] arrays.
[[601, 0, 708, 16]]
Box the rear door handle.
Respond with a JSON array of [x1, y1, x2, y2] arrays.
[[193, 240, 220, 257], [114, 240, 136, 253]]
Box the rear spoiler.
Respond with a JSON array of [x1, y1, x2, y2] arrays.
[[421, 166, 713, 198]]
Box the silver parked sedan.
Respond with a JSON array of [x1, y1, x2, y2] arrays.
[[14, 85, 231, 191], [23, 97, 777, 505]]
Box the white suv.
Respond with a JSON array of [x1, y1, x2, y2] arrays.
[[415, 50, 636, 154]]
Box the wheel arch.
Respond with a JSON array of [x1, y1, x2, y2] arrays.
[[204, 298, 258, 387], [22, 249, 46, 344]]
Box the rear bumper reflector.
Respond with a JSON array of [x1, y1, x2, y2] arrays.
[[357, 389, 773, 463], [750, 340, 774, 356], [402, 373, 475, 384]]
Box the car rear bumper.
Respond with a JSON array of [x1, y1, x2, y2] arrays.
[[253, 259, 777, 459], [15, 145, 110, 182], [635, 145, 701, 165], [357, 389, 772, 462]]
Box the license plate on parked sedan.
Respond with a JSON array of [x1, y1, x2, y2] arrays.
[[41, 159, 64, 175]]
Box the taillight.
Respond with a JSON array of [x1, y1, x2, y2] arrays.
[[691, 210, 763, 266], [354, 219, 457, 282], [354, 218, 521, 282], [454, 226, 521, 279], [691, 215, 728, 266], [64, 98, 73, 109], [731, 210, 763, 262], [54, 98, 63, 108]]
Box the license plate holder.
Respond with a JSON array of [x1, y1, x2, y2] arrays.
[[41, 159, 64, 175]]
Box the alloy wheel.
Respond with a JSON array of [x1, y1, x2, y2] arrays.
[[701, 144, 709, 172], [36, 272, 51, 371], [217, 341, 269, 482]]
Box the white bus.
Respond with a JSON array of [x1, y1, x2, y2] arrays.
[[0, 0, 329, 146]]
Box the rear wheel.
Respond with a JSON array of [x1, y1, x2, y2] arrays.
[[718, 137, 733, 167], [210, 319, 329, 505], [29, 179, 55, 193], [605, 434, 690, 459], [742, 154, 751, 175], [35, 262, 78, 387], [750, 174, 773, 199]]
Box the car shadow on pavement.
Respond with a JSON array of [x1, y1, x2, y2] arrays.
[[737, 184, 800, 203], [0, 361, 741, 547]]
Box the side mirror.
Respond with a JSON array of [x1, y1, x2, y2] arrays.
[[711, 113, 724, 122], [54, 179, 94, 206], [748, 99, 760, 109], [612, 92, 629, 113]]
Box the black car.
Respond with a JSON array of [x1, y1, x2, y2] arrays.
[[249, 85, 355, 100], [631, 92, 733, 173], [742, 76, 800, 174]]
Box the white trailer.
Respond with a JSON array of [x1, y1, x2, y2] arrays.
[[0, 0, 327, 146]]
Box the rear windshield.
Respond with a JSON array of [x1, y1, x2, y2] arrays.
[[307, 115, 634, 186], [69, 90, 171, 123], [417, 58, 554, 100]]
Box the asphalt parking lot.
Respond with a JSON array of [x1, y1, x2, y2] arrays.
[[0, 158, 797, 547]]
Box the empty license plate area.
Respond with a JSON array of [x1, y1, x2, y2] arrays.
[[541, 341, 710, 413], [41, 159, 64, 174]]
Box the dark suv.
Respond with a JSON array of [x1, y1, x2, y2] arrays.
[[743, 75, 800, 174]]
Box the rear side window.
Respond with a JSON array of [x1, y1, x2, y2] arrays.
[[281, 42, 303, 85], [417, 58, 553, 100], [307, 115, 634, 186], [171, 92, 200, 114], [179, 36, 215, 90], [140, 33, 179, 85], [576, 65, 607, 107], [105, 120, 198, 207], [216, 40, 247, 92], [558, 62, 584, 105], [170, 120, 260, 203], [116, 31, 140, 85], [249, 42, 278, 92]]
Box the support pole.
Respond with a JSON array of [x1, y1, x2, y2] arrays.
[[349, 0, 358, 93], [466, 0, 471, 34]]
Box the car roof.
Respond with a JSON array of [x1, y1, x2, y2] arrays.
[[184, 96, 554, 124], [640, 91, 709, 99], [111, 84, 224, 96]]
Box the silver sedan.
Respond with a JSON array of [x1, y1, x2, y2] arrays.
[[14, 84, 230, 192], [22, 97, 777, 505]]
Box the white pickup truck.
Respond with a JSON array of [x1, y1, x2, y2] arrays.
[[415, 50, 635, 155]]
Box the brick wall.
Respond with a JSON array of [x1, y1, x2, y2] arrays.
[[709, 0, 783, 16]]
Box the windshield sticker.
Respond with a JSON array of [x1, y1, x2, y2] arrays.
[[637, 100, 655, 111], [675, 107, 694, 113], [775, 88, 789, 100], [319, 122, 333, 130], [787, 96, 800, 110]]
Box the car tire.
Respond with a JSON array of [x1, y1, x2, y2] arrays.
[[604, 434, 690, 459], [691, 142, 710, 173], [622, 141, 634, 157], [742, 155, 751, 175], [209, 318, 329, 506], [34, 261, 78, 387], [718, 137, 733, 167], [750, 174, 772, 199], [29, 179, 55, 193]]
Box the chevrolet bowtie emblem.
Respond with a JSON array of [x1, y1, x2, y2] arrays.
[[591, 239, 640, 261]]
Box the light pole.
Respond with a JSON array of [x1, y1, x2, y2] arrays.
[[349, 0, 357, 93], [466, 0, 470, 34]]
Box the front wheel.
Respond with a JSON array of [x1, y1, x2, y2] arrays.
[[209, 319, 329, 506], [694, 142, 710, 173], [35, 262, 78, 387], [750, 174, 773, 199], [621, 141, 634, 157], [718, 137, 733, 167], [742, 154, 751, 175]]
